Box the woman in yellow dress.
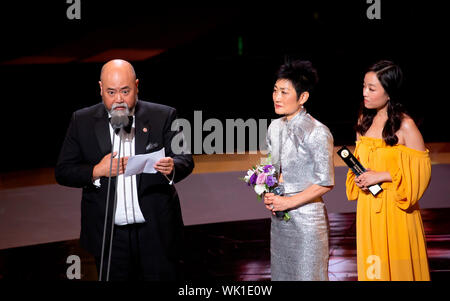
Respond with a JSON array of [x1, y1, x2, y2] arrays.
[[346, 60, 431, 281]]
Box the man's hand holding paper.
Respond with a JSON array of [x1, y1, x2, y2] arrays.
[[124, 147, 171, 177], [154, 156, 174, 176]]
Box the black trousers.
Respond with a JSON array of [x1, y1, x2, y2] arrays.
[[95, 223, 158, 281]]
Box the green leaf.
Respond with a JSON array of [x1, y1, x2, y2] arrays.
[[283, 213, 291, 221], [257, 194, 262, 202]]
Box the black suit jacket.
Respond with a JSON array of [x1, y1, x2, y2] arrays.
[[55, 100, 194, 276]]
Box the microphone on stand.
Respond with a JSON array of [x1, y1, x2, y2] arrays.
[[111, 113, 130, 133], [99, 109, 130, 281]]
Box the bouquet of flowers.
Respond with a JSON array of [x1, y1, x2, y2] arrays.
[[241, 156, 290, 221]]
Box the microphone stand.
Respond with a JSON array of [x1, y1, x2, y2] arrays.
[[99, 126, 123, 281]]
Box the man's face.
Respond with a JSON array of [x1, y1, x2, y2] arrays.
[[99, 69, 139, 113]]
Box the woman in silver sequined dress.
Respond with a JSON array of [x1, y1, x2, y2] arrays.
[[264, 60, 335, 281]]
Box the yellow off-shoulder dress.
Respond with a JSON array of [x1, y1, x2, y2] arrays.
[[346, 136, 431, 281]]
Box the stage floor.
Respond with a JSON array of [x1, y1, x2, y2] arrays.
[[0, 208, 449, 281]]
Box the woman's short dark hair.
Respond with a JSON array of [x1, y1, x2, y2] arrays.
[[355, 60, 406, 146], [276, 60, 319, 99]]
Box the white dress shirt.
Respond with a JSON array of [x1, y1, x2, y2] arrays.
[[98, 116, 146, 225]]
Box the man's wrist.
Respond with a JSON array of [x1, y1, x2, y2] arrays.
[[92, 165, 101, 181]]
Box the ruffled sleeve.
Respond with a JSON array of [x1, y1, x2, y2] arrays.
[[389, 146, 431, 211], [345, 142, 361, 201]]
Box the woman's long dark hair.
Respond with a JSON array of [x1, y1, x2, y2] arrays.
[[355, 60, 405, 146]]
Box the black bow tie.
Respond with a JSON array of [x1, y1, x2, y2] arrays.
[[109, 115, 134, 134]]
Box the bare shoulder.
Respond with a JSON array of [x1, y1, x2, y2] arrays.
[[398, 115, 426, 151]]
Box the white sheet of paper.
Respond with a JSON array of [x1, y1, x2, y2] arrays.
[[124, 147, 166, 177]]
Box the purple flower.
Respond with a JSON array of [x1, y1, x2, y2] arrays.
[[249, 173, 257, 185], [266, 175, 276, 187], [263, 165, 272, 173]]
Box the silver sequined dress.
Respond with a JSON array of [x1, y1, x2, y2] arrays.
[[266, 109, 334, 281]]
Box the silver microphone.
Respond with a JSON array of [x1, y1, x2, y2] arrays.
[[110, 112, 129, 130], [110, 103, 130, 130]]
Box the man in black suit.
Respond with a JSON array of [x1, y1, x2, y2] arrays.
[[55, 59, 194, 280]]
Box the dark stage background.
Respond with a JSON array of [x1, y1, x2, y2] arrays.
[[1, 0, 448, 172]]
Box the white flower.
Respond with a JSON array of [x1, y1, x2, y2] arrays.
[[254, 184, 267, 195]]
